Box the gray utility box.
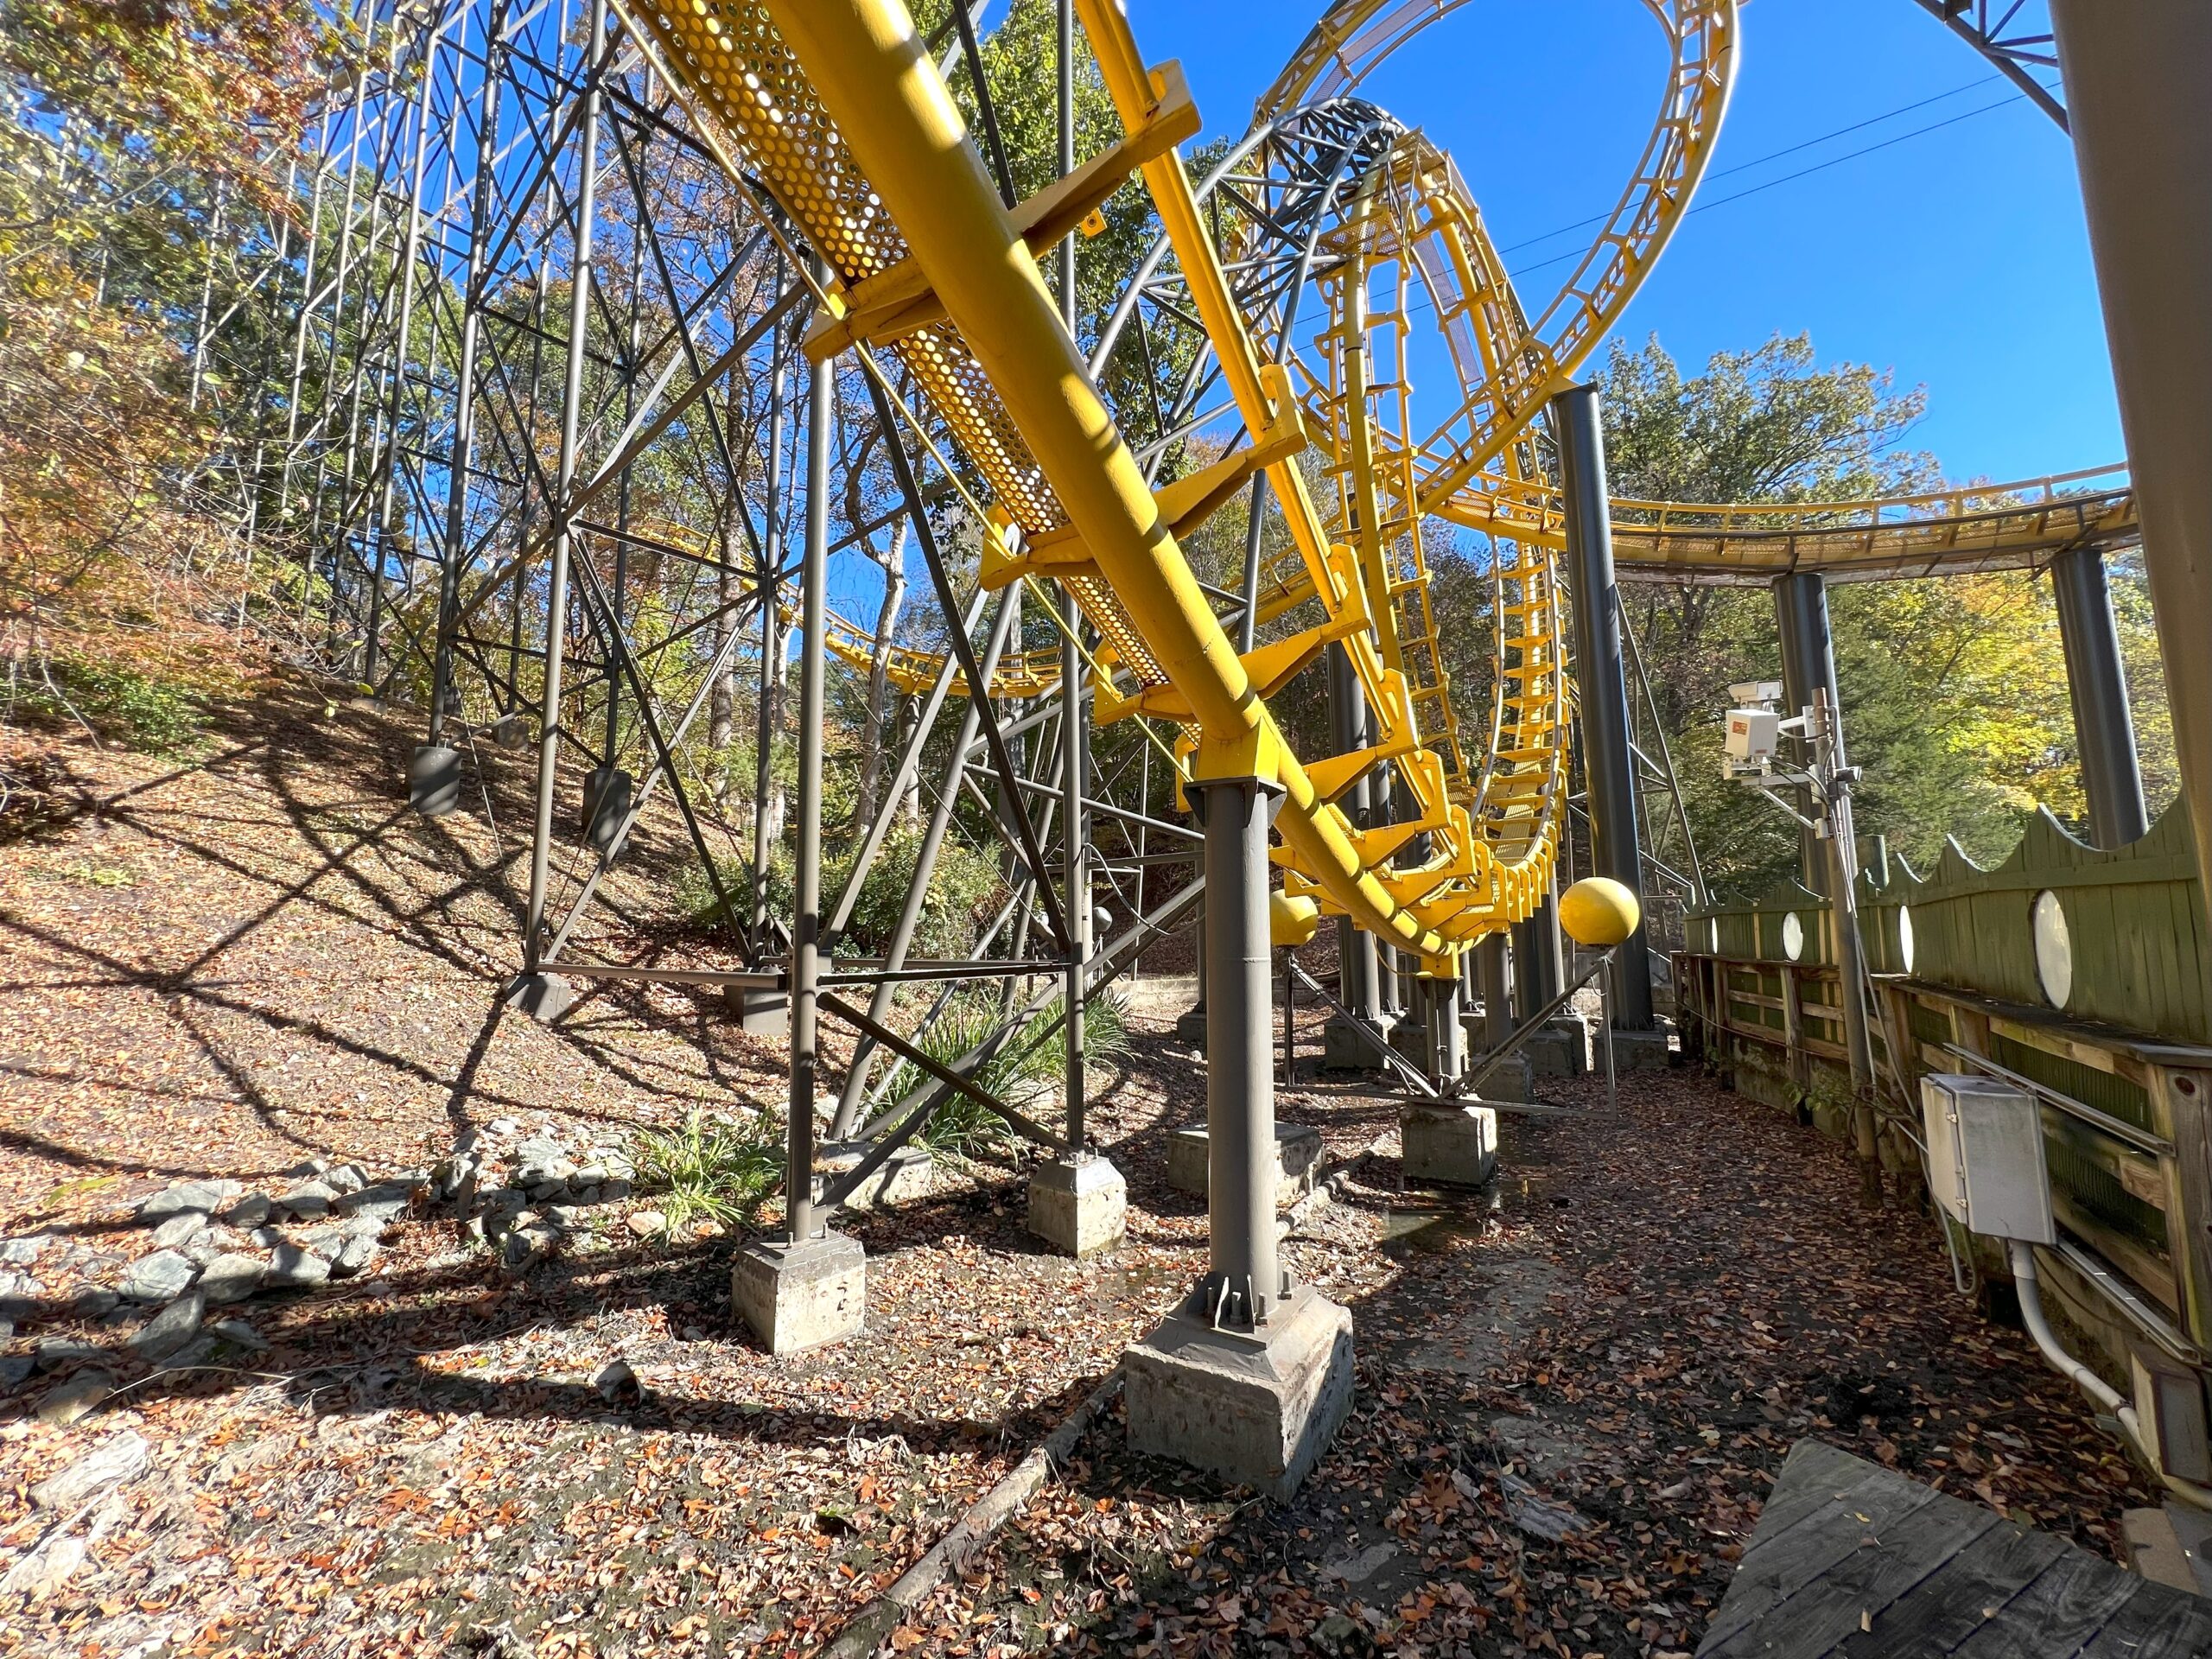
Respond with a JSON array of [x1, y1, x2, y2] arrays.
[[1920, 1072, 2055, 1244]]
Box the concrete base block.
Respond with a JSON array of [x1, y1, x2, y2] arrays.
[[408, 744, 461, 817], [724, 985, 790, 1037], [1592, 1025, 1672, 1073], [1123, 1285, 1355, 1500], [1401, 1103, 1499, 1188], [817, 1142, 932, 1211], [1321, 1011, 1395, 1071], [1166, 1124, 1322, 1206], [1173, 1006, 1208, 1046], [1472, 1051, 1534, 1101], [582, 766, 634, 855], [1026, 1154, 1127, 1258], [503, 971, 575, 1023], [1389, 1016, 1428, 1064], [731, 1230, 865, 1354], [1526, 1018, 1586, 1077]]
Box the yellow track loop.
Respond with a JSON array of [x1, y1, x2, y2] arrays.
[[1427, 462, 2141, 582], [617, 0, 1514, 963], [1262, 0, 1738, 508]]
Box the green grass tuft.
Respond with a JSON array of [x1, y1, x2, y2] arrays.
[[630, 1110, 784, 1230]]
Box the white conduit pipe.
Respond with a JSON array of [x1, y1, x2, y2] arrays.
[[2007, 1239, 2212, 1511]]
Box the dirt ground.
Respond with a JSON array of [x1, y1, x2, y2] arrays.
[[0, 692, 2160, 1657]]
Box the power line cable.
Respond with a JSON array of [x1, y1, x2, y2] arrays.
[[1506, 91, 2025, 284], [1497, 74, 2000, 257]]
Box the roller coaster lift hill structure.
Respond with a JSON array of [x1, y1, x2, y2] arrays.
[[181, 0, 2212, 1497]]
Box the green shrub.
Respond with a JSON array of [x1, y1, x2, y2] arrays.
[[20, 658, 205, 753], [882, 988, 1129, 1157], [631, 1110, 784, 1229], [683, 822, 1007, 959]]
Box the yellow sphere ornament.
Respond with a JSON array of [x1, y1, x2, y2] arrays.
[[1558, 876, 1641, 948], [1269, 891, 1320, 949]]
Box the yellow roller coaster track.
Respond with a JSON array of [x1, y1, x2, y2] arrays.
[[606, 0, 1757, 966], [608, 0, 2123, 969]]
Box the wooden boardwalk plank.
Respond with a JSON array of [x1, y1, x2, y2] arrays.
[[1700, 1440, 2212, 1659], [1838, 1516, 2070, 1658], [1947, 1549, 2149, 1659], [1699, 1502, 2002, 1658]]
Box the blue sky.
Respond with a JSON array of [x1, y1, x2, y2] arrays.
[[1124, 0, 2120, 488]]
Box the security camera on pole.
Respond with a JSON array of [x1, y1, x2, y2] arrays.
[[1721, 683, 1883, 1205]]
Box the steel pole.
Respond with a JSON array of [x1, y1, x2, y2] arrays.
[[1774, 571, 1839, 893], [428, 0, 509, 746], [1058, 0, 1089, 1152], [2051, 543, 2150, 849], [787, 272, 833, 1245], [1815, 688, 1880, 1205], [1196, 775, 1281, 1326], [2048, 1, 2212, 932], [1325, 642, 1382, 1026], [1555, 383, 1654, 1028], [1476, 933, 1510, 1048], [752, 281, 790, 945], [524, 0, 602, 968]]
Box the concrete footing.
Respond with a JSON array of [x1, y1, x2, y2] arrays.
[[1123, 1285, 1355, 1499], [1320, 1011, 1395, 1071], [1527, 1018, 1587, 1077], [503, 971, 575, 1023], [408, 744, 461, 817], [1475, 1050, 1535, 1101], [1166, 1124, 1322, 1206], [816, 1142, 932, 1211], [1173, 1006, 1208, 1046], [1026, 1154, 1128, 1258], [724, 985, 790, 1037], [1593, 1025, 1674, 1072], [731, 1230, 865, 1354], [582, 766, 633, 854], [1401, 1103, 1498, 1188]]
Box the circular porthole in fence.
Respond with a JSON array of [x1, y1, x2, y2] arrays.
[[2033, 889, 2073, 1008], [1897, 906, 1916, 975], [1782, 912, 1805, 962]]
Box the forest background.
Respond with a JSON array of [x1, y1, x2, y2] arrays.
[[0, 0, 2174, 927]]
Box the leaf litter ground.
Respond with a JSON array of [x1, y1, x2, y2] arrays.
[[0, 688, 2158, 1656]]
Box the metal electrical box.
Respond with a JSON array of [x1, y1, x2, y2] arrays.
[[1723, 707, 1780, 763], [1920, 1073, 2055, 1244]]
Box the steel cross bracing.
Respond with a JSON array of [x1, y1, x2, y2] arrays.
[[174, 0, 1178, 1186], [174, 0, 2148, 1226], [1911, 0, 2067, 128]]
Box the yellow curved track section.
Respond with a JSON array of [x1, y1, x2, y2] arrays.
[[612, 0, 1665, 964], [1433, 462, 2140, 583]]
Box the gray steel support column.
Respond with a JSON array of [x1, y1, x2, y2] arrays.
[[427, 0, 510, 746], [522, 0, 601, 968], [1476, 934, 1510, 1047], [1774, 571, 1838, 893], [751, 292, 790, 946], [1058, 0, 1088, 1150], [1556, 383, 1654, 1028], [1512, 890, 1561, 1020], [1421, 975, 1464, 1084], [1195, 774, 1282, 1325], [2049, 1, 2212, 931], [2052, 543, 2150, 849], [786, 286, 832, 1246], [1325, 642, 1382, 1023]]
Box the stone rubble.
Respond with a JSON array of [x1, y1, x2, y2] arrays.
[[2, 1119, 675, 1403]]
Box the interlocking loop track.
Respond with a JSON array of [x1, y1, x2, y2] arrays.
[[610, 0, 2130, 967], [611, 0, 1748, 966]]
